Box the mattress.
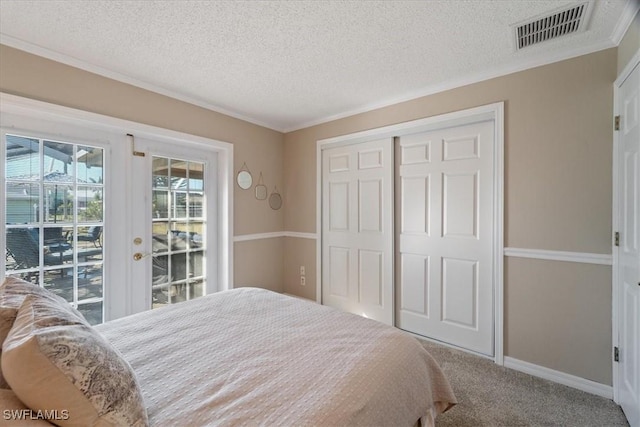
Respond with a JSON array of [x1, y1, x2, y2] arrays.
[[96, 287, 456, 426]]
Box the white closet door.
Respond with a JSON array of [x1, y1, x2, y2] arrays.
[[397, 120, 495, 355], [322, 138, 393, 325]]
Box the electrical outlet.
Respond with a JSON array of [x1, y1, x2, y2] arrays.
[[300, 276, 306, 286], [300, 265, 305, 276]]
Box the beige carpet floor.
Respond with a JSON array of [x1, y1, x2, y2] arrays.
[[418, 339, 629, 427]]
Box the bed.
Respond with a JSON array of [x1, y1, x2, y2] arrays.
[[0, 278, 456, 426]]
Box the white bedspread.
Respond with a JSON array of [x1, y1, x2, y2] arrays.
[[96, 288, 456, 426]]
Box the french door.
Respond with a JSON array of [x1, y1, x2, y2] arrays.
[[128, 137, 218, 314], [1, 128, 110, 324], [1, 95, 232, 324]]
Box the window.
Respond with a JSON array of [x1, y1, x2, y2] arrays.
[[4, 134, 105, 324]]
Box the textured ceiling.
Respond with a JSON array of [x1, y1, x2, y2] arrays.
[[0, 0, 637, 132]]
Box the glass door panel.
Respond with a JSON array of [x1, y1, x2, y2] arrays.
[[150, 156, 207, 309], [3, 133, 105, 324]]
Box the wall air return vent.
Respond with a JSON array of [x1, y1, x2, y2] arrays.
[[513, 2, 592, 50]]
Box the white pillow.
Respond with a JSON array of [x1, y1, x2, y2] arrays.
[[0, 277, 72, 389], [2, 294, 149, 427]]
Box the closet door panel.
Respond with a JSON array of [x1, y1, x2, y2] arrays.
[[397, 121, 495, 356], [322, 138, 394, 325]]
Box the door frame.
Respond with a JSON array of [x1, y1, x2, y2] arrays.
[[0, 93, 234, 321], [316, 102, 504, 363], [612, 48, 640, 407]]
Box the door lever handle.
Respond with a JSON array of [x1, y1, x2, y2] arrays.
[[133, 252, 151, 261]]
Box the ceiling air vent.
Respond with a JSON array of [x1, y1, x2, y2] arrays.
[[514, 2, 592, 50]]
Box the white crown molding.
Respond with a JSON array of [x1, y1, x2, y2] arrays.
[[504, 357, 613, 399], [2, 0, 633, 136], [0, 34, 281, 132], [284, 38, 616, 133], [504, 247, 612, 266], [610, 0, 640, 46]]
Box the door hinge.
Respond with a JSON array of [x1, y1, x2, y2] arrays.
[[614, 231, 620, 247], [614, 115, 620, 131], [614, 346, 619, 362]]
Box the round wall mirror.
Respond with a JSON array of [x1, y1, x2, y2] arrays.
[[269, 187, 282, 210], [237, 170, 253, 190]]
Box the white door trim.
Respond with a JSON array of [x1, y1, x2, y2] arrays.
[[612, 47, 640, 407], [316, 102, 504, 364], [0, 92, 234, 319]]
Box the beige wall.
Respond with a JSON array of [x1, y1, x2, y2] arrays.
[[0, 37, 626, 385], [283, 48, 617, 384], [235, 239, 284, 292], [505, 258, 612, 384], [617, 10, 640, 75], [283, 237, 316, 300], [0, 44, 285, 291]]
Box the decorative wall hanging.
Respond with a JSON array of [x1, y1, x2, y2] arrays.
[[236, 162, 252, 190], [269, 186, 282, 210], [255, 172, 267, 200]]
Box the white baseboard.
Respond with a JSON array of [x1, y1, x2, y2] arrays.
[[504, 357, 613, 399]]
